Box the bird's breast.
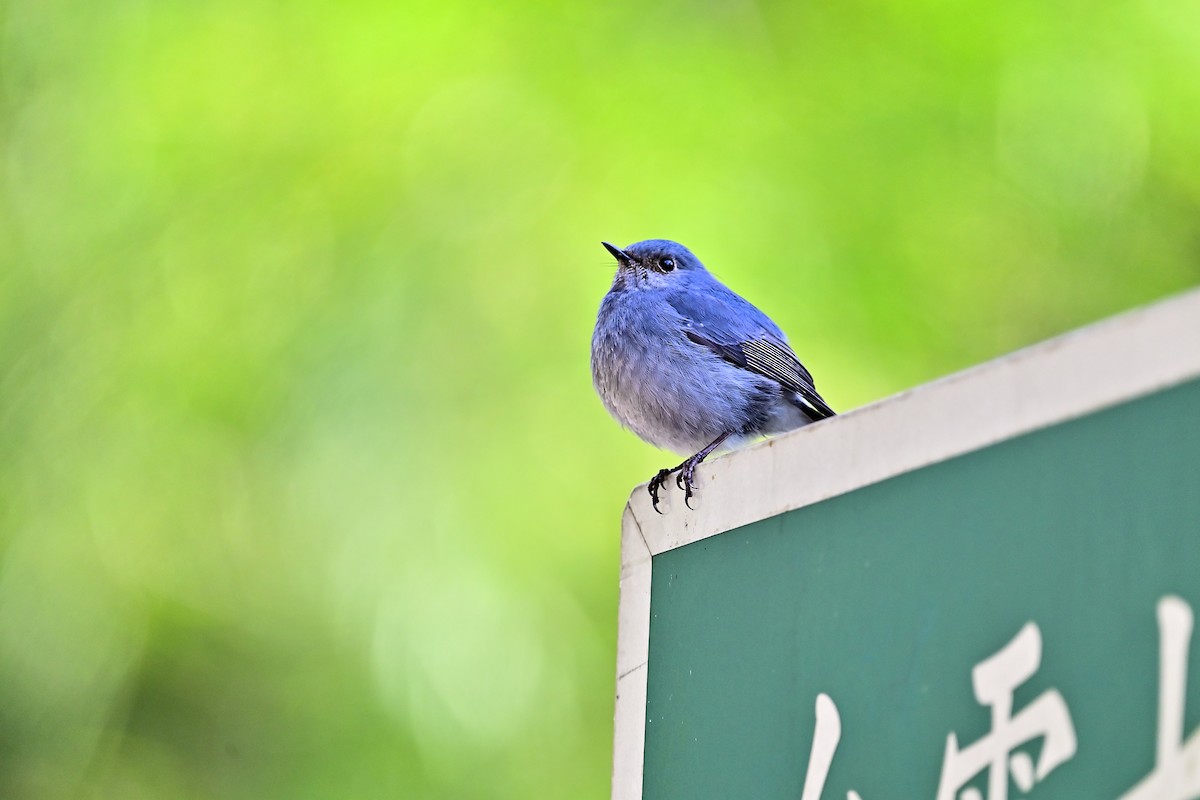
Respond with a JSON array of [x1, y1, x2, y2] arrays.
[[590, 293, 774, 455]]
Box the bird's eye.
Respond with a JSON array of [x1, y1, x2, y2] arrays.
[[659, 257, 676, 272]]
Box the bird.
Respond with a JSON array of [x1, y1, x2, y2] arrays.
[[591, 239, 835, 513]]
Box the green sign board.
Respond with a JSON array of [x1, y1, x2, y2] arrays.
[[611, 290, 1200, 800]]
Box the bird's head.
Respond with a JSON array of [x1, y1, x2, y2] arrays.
[[601, 239, 706, 291]]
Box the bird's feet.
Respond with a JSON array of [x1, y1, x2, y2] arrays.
[[647, 454, 704, 514], [645, 432, 732, 514]]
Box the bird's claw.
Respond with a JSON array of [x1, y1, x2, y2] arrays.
[[648, 468, 674, 514], [679, 460, 698, 509], [646, 458, 701, 513]]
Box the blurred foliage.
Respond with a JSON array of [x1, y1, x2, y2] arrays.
[[1, 0, 1198, 797]]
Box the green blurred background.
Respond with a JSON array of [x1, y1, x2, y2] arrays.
[[1, 0, 1197, 797]]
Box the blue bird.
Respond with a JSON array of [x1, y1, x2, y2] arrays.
[[591, 239, 835, 512]]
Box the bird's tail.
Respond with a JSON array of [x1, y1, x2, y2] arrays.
[[791, 389, 836, 422]]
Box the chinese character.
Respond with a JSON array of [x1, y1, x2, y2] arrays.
[[799, 693, 864, 800], [936, 622, 1077, 800], [1118, 596, 1200, 800]]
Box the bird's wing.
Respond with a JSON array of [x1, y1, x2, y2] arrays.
[[666, 288, 836, 421], [684, 330, 835, 420]]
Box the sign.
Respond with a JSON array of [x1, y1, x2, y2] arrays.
[[612, 289, 1200, 799]]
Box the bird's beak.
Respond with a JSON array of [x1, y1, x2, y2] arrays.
[[602, 241, 634, 266]]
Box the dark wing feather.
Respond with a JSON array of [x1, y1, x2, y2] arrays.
[[666, 285, 836, 421], [684, 330, 836, 421]]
